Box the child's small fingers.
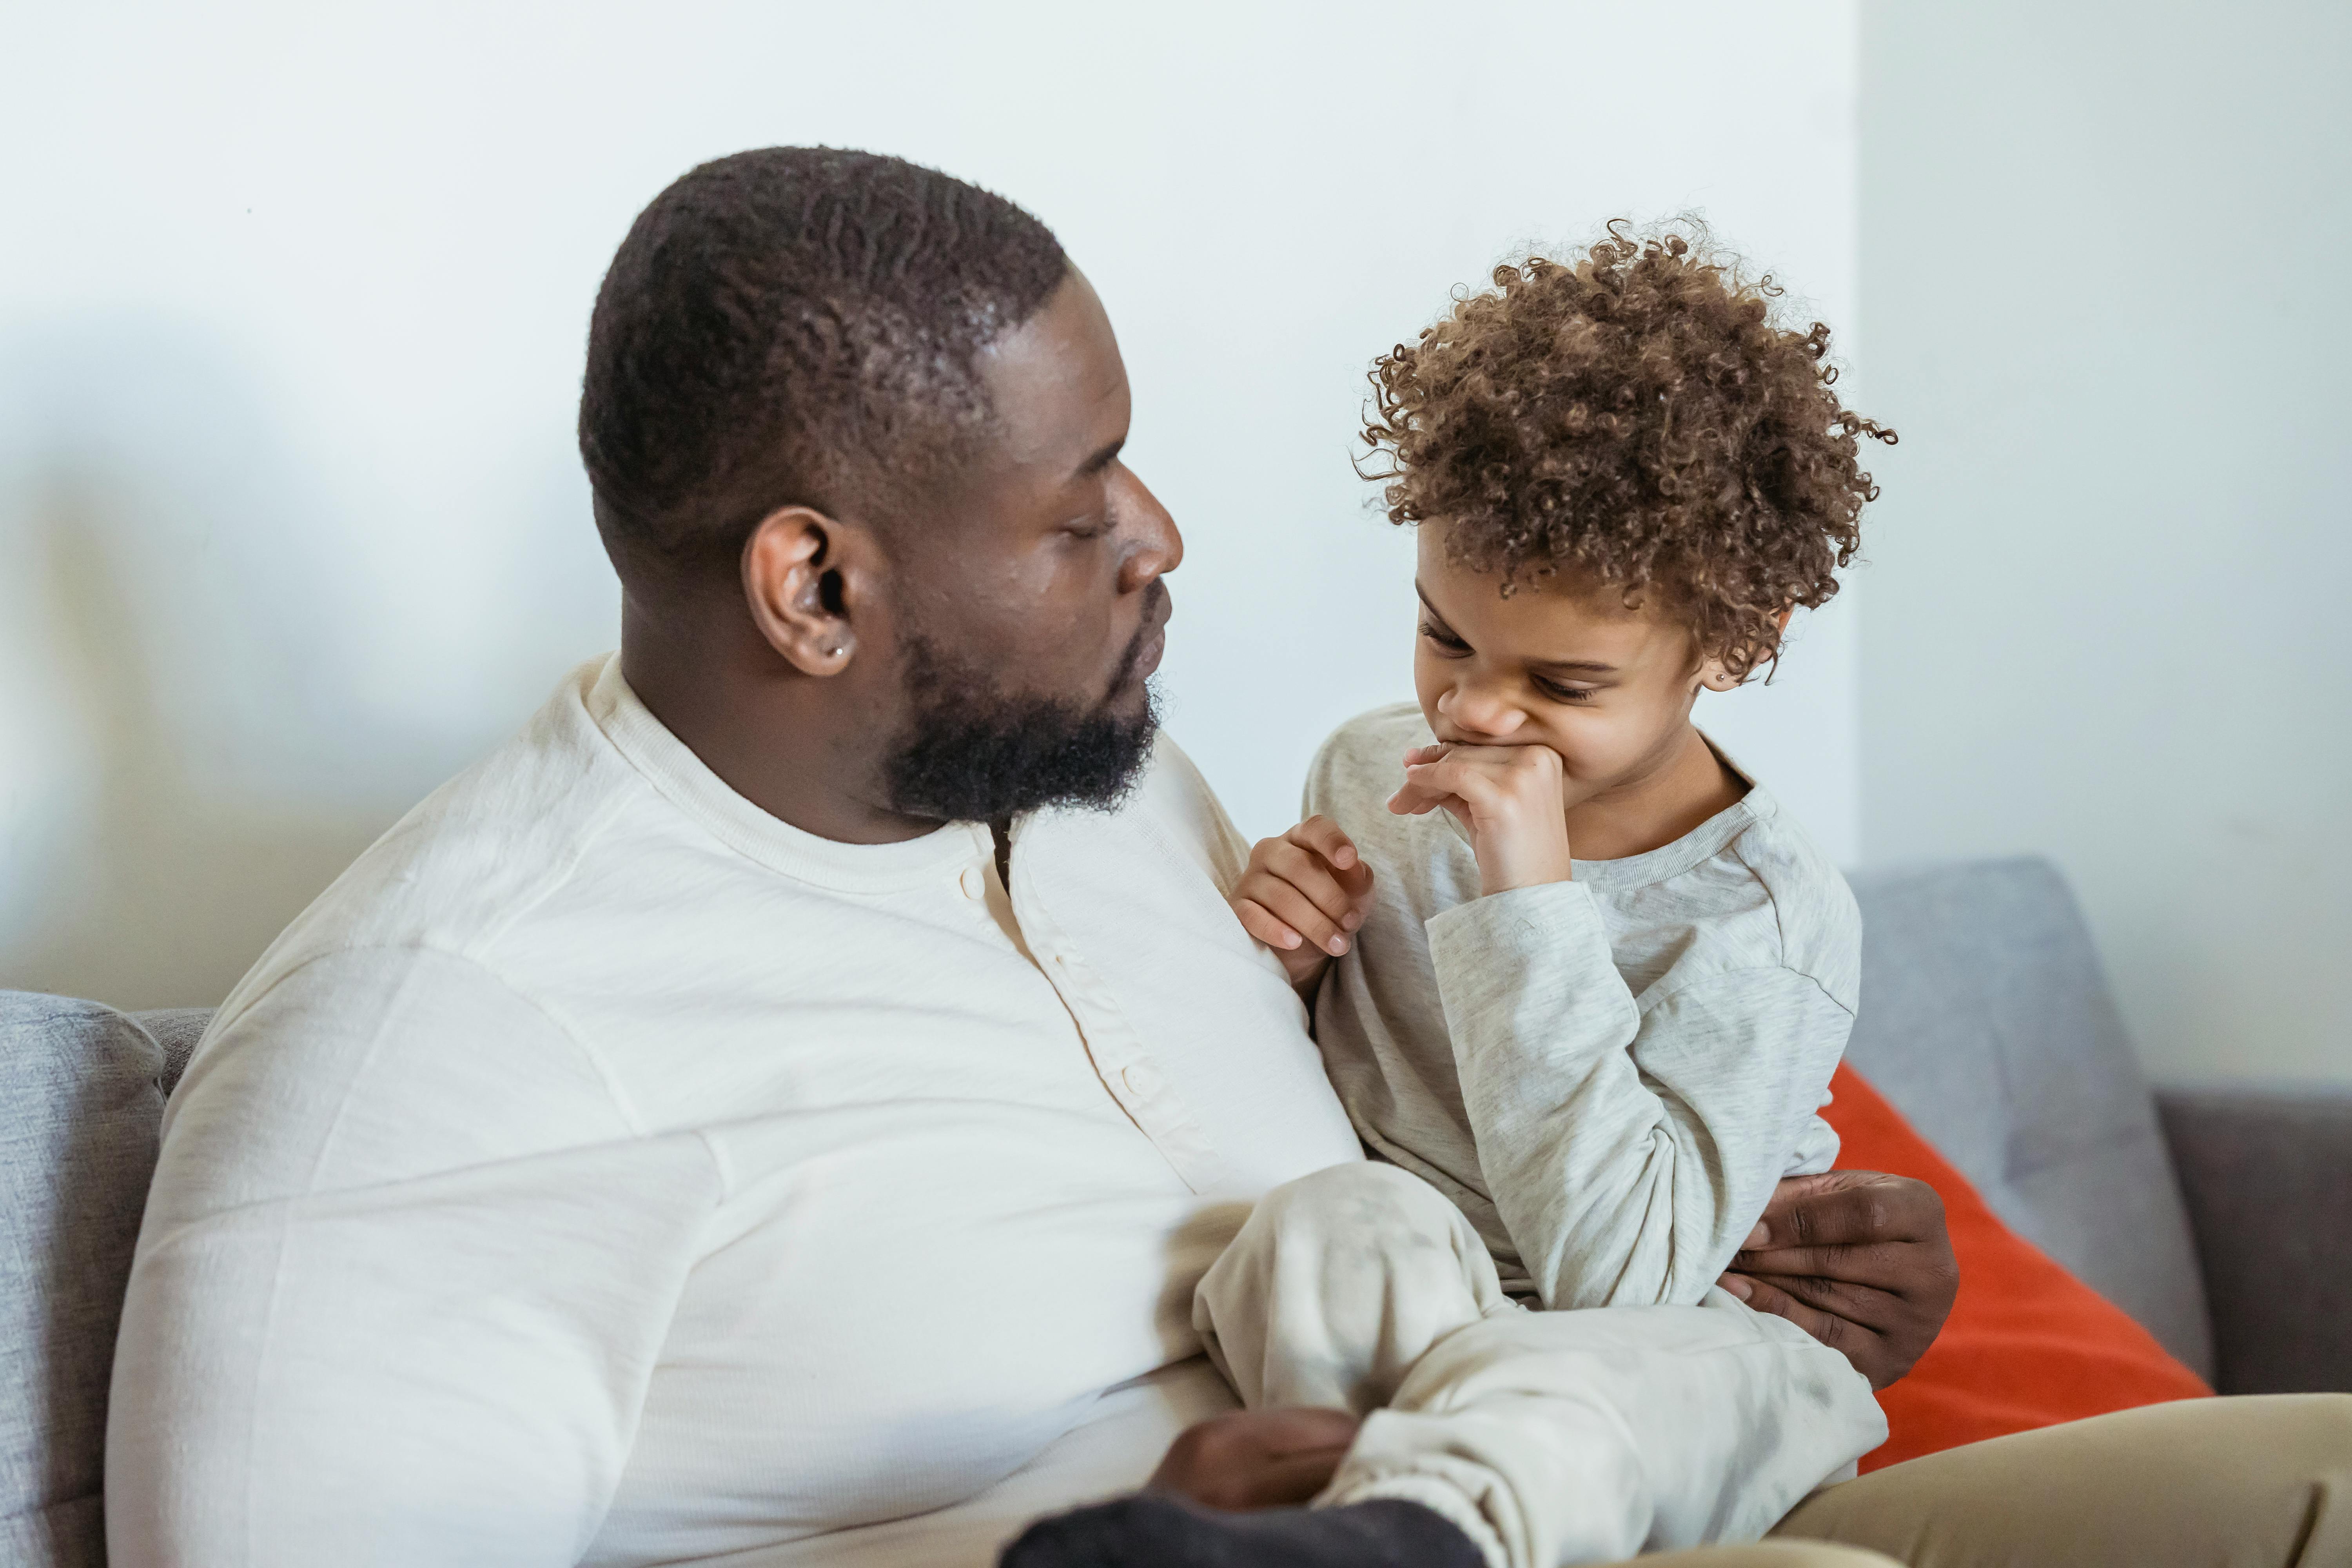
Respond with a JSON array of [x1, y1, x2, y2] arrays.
[[1233, 898, 1303, 951], [1288, 815, 1359, 871], [1261, 844, 1361, 930], [1407, 757, 1499, 809], [1387, 786, 1437, 817], [1252, 881, 1351, 957]]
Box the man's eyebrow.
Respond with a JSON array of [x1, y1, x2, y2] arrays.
[[1074, 437, 1125, 479]]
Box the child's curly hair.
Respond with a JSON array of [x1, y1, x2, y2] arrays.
[[1361, 221, 1895, 681]]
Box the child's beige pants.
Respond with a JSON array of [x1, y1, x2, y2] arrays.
[[1192, 1161, 1887, 1568], [1194, 1161, 2352, 1568]]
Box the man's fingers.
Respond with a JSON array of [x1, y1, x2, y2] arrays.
[[1729, 1268, 1907, 1328], [1148, 1408, 1359, 1511], [1730, 1239, 1927, 1292], [1721, 1272, 1872, 1362], [1723, 1269, 1912, 1391], [1750, 1171, 1944, 1251]]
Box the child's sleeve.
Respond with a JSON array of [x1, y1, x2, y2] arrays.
[[1425, 882, 1852, 1310], [1787, 1111, 1842, 1176]]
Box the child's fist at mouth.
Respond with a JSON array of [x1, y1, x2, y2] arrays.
[[1387, 742, 1580, 897]]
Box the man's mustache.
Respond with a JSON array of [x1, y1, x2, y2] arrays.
[[1107, 580, 1172, 697]]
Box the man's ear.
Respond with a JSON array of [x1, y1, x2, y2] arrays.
[[740, 506, 878, 676]]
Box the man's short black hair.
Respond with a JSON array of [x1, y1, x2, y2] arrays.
[[579, 147, 1069, 581]]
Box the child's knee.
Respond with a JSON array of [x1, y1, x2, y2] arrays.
[[1245, 1160, 1473, 1254]]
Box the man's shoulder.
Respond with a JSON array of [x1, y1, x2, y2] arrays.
[[1122, 731, 1249, 887], [217, 659, 654, 1023]]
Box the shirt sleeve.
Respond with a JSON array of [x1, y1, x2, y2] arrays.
[[105, 946, 723, 1568], [1425, 882, 1853, 1310]]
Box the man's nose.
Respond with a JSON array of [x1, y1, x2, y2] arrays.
[[1114, 466, 1182, 592]]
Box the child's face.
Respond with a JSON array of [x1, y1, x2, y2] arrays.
[[1411, 525, 1739, 802]]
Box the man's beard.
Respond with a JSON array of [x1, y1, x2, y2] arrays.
[[881, 615, 1163, 824]]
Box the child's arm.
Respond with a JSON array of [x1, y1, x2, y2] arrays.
[[1394, 743, 1850, 1311], [1228, 816, 1377, 995], [1435, 921, 1852, 1310]]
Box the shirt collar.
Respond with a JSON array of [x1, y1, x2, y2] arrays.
[[581, 653, 989, 893]]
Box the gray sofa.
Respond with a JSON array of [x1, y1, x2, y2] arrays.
[[4, 857, 2347, 1566]]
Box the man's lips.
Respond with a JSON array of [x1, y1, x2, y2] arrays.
[[1129, 588, 1172, 682]]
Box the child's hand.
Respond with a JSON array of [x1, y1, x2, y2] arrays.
[[1387, 742, 1578, 896], [1231, 816, 1377, 992]]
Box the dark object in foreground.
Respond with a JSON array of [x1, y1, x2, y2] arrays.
[[999, 1494, 1483, 1568]]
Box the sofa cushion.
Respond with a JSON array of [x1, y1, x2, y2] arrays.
[[1824, 1062, 2209, 1468], [131, 1009, 209, 1100], [1844, 857, 2214, 1378], [0, 994, 189, 1568]]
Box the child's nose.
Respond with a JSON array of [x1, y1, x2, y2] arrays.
[[1438, 683, 1524, 740]]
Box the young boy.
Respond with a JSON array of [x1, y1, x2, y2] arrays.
[[1202, 226, 1895, 1416]]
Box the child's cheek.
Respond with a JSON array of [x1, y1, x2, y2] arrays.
[[1542, 710, 1626, 785]]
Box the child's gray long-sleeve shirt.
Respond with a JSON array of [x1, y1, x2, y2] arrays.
[[1307, 704, 1859, 1311]]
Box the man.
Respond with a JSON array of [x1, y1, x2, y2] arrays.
[[107, 149, 2349, 1568]]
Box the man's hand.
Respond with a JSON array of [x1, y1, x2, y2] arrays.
[[1719, 1169, 1958, 1390], [1387, 743, 1578, 896], [1231, 817, 1377, 991], [1148, 1407, 1361, 1511]]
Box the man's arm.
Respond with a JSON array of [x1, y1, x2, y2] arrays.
[[1718, 1169, 1959, 1389], [106, 948, 720, 1566]]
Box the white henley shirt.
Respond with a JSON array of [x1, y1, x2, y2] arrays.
[[105, 655, 1366, 1568]]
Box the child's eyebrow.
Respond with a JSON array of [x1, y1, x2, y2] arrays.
[[1415, 583, 1619, 673]]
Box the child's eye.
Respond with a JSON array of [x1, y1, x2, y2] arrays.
[[1419, 620, 1469, 653], [1537, 681, 1596, 704]]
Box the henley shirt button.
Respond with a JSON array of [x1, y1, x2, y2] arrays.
[[1122, 1063, 1163, 1099], [959, 866, 987, 900]]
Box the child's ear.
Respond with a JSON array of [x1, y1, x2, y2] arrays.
[[1698, 656, 1744, 693], [1696, 607, 1795, 693]]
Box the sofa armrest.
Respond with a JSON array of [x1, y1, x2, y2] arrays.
[[2156, 1085, 2352, 1395]]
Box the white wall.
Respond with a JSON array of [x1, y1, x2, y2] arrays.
[[1857, 2, 2352, 1082], [0, 0, 1862, 1010]]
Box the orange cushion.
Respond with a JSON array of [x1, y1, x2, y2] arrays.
[[1820, 1064, 2211, 1470]]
